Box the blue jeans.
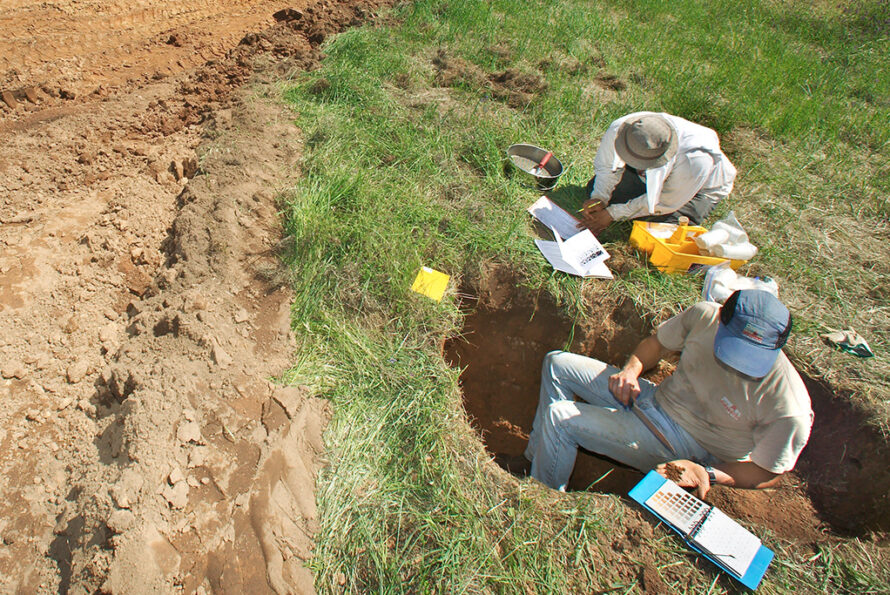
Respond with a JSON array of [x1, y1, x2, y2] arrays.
[[525, 351, 718, 491]]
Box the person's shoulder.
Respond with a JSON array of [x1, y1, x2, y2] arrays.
[[681, 301, 720, 323], [765, 353, 813, 416], [774, 353, 811, 396], [659, 301, 718, 339], [663, 114, 721, 144]]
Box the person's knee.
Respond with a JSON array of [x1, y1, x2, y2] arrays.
[[545, 349, 578, 367], [546, 400, 578, 428], [541, 350, 566, 375]]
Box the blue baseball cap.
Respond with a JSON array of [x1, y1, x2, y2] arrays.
[[714, 290, 792, 379]]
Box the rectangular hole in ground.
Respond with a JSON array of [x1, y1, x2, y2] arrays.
[[444, 280, 658, 497], [445, 274, 890, 543]]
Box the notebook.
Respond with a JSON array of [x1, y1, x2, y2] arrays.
[[526, 196, 613, 279], [629, 471, 774, 589]]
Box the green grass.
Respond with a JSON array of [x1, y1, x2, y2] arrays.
[[278, 0, 890, 591]]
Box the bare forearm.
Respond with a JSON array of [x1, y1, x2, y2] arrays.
[[656, 459, 781, 499], [623, 335, 670, 376], [713, 461, 780, 489], [610, 334, 672, 406]]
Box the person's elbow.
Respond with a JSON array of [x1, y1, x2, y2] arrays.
[[740, 464, 781, 490], [753, 471, 782, 490], [642, 334, 674, 361]]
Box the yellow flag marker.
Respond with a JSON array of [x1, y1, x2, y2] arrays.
[[410, 266, 450, 302]]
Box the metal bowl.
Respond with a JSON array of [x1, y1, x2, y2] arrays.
[[506, 143, 564, 191]]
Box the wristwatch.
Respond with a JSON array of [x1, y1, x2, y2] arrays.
[[704, 465, 717, 485]]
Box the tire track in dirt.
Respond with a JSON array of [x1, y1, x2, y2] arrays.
[[0, 2, 394, 592]]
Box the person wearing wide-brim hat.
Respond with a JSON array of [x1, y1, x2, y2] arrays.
[[580, 112, 737, 234]]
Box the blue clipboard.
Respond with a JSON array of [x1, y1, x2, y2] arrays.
[[629, 470, 774, 590]]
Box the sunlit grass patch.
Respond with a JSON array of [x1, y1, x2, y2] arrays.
[[280, 0, 889, 591]]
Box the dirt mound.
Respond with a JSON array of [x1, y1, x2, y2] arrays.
[[0, 1, 395, 592], [71, 87, 329, 594], [445, 272, 890, 545], [432, 49, 548, 107], [0, 1, 299, 121]]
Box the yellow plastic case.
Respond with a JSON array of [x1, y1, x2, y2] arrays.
[[629, 221, 747, 274]]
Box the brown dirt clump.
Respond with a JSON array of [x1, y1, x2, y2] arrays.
[[0, 1, 395, 592], [662, 461, 684, 483], [639, 563, 669, 594], [432, 49, 488, 88], [595, 72, 627, 91], [432, 49, 548, 107], [488, 68, 548, 107]]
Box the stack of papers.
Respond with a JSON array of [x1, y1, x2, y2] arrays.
[[527, 196, 612, 279]]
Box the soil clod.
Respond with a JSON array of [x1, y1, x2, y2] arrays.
[[663, 461, 684, 483]]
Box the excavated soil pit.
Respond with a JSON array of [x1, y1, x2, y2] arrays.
[[444, 278, 890, 543]]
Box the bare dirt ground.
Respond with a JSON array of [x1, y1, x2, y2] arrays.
[[0, 1, 391, 592]]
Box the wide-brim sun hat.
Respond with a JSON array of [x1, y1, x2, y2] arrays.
[[614, 114, 679, 170], [714, 289, 792, 379]]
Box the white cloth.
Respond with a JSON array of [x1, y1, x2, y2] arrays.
[[590, 112, 737, 221]]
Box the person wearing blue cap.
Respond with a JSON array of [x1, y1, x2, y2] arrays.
[[523, 289, 813, 498]]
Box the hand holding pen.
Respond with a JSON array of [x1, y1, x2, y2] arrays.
[[578, 199, 613, 233], [580, 198, 605, 213]]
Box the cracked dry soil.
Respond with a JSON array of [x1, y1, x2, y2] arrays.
[[0, 1, 393, 592]]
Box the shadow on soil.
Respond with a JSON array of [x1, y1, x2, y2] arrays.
[[444, 280, 890, 542]]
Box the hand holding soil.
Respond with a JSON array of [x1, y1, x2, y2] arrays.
[[657, 460, 711, 499]]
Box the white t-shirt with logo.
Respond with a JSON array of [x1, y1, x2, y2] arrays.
[[655, 302, 813, 473]]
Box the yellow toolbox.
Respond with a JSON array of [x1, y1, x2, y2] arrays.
[[629, 220, 747, 274]]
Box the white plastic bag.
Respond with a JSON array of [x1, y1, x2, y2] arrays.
[[702, 262, 778, 303], [695, 211, 757, 259]]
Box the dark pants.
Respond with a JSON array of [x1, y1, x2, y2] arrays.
[[586, 168, 715, 225]]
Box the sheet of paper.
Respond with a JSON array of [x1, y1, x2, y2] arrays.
[[558, 228, 609, 273], [535, 238, 579, 275], [692, 508, 762, 578], [528, 197, 612, 279], [410, 266, 450, 302], [535, 227, 613, 279], [584, 260, 613, 279], [527, 195, 582, 240]]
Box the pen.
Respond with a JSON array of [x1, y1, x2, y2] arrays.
[[581, 200, 604, 211]]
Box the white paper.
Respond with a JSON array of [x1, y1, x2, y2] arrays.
[[692, 508, 762, 578], [527, 197, 613, 279], [645, 477, 762, 578], [534, 227, 612, 279], [527, 196, 583, 241], [559, 228, 609, 272]]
